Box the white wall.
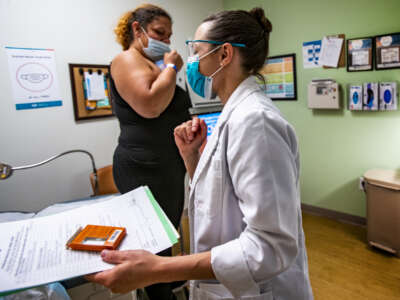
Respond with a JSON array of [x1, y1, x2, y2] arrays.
[[0, 0, 223, 212]]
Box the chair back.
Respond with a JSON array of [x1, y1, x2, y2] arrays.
[[90, 165, 118, 196]]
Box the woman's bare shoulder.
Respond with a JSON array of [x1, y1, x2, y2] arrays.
[[112, 49, 144, 70], [111, 49, 158, 78]]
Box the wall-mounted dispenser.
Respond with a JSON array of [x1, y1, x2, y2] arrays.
[[379, 82, 398, 111], [349, 85, 363, 110], [363, 82, 379, 111]]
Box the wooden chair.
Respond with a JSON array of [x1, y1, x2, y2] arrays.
[[90, 165, 118, 196]]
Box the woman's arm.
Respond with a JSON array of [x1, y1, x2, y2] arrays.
[[86, 250, 215, 294], [111, 50, 183, 118]]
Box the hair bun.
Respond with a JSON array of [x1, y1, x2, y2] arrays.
[[249, 7, 272, 34]]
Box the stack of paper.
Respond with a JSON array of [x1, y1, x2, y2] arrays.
[[84, 72, 106, 100], [0, 186, 179, 296]]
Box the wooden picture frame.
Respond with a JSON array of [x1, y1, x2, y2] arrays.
[[347, 37, 373, 72], [69, 63, 114, 121], [374, 32, 400, 70], [259, 53, 297, 101]]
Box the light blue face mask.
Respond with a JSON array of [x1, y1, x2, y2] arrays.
[[186, 40, 246, 99], [140, 26, 171, 61], [186, 47, 223, 100]]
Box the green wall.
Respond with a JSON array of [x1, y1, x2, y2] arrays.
[[224, 0, 400, 217]]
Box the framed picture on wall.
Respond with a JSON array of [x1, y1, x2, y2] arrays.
[[347, 37, 373, 72], [69, 63, 114, 121], [375, 32, 400, 70], [258, 53, 297, 101]]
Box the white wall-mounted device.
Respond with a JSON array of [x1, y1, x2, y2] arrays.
[[308, 79, 340, 109]]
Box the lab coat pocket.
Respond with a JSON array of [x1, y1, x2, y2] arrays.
[[194, 286, 231, 300], [241, 291, 274, 300], [196, 158, 223, 218], [194, 286, 273, 300]]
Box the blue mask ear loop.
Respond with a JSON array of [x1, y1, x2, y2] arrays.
[[195, 45, 223, 78], [198, 45, 222, 60], [203, 46, 225, 99], [139, 26, 149, 47], [204, 63, 224, 100], [209, 64, 224, 78], [137, 26, 147, 50]]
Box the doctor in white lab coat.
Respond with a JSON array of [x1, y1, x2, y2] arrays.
[[87, 7, 313, 300]]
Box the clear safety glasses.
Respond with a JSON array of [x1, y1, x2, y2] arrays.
[[185, 39, 246, 57]]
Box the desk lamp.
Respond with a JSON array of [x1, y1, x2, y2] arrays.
[[0, 149, 98, 196]]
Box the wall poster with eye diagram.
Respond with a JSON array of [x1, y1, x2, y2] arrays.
[[5, 46, 62, 110]]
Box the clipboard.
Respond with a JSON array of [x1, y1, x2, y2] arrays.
[[323, 34, 346, 69]]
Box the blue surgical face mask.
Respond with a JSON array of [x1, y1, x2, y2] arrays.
[[186, 46, 224, 100], [139, 26, 171, 61]]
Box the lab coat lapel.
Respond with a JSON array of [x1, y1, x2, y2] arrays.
[[189, 77, 261, 197]]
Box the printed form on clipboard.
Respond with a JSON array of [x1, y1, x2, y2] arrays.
[[320, 36, 344, 68], [0, 186, 179, 296]]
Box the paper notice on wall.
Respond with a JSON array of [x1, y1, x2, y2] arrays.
[[84, 72, 106, 100], [5, 47, 62, 110], [381, 47, 399, 63], [302, 40, 322, 68], [319, 37, 343, 68], [352, 50, 369, 66]]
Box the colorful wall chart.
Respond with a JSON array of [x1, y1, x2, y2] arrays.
[[259, 54, 297, 100]]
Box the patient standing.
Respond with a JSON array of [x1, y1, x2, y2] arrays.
[[110, 4, 190, 299]]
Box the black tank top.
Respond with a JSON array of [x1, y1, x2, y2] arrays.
[[110, 73, 191, 162]]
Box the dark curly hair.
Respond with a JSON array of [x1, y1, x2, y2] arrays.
[[203, 7, 272, 82], [114, 4, 171, 50]]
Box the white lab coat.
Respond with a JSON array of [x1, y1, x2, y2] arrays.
[[188, 76, 313, 300]]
